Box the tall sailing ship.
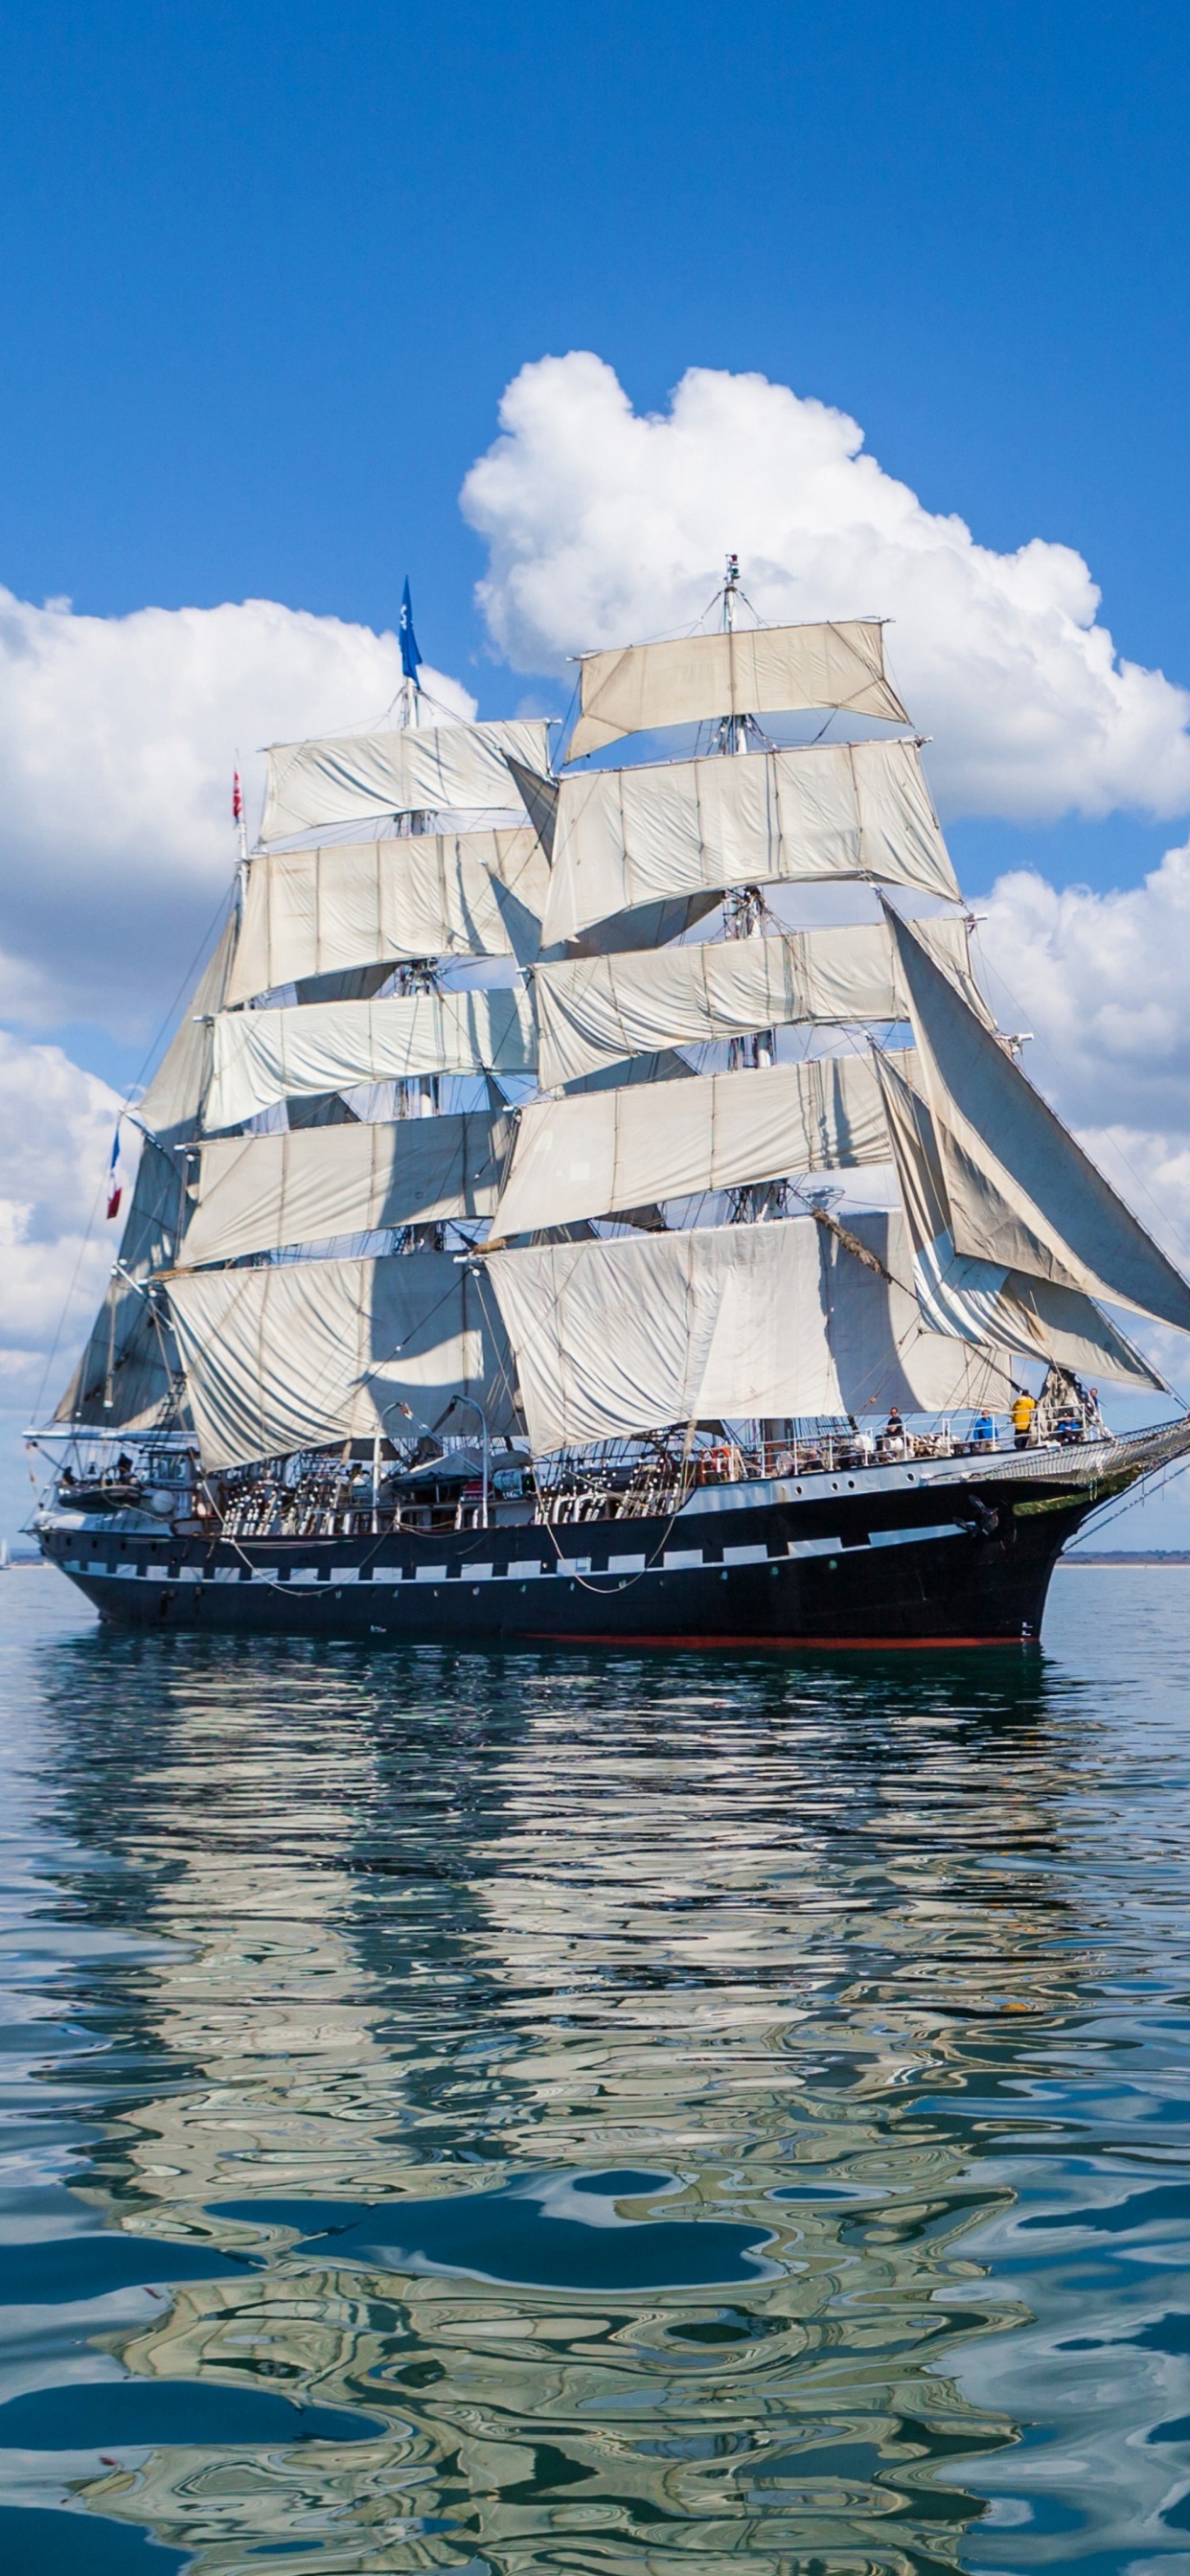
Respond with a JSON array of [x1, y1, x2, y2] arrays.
[[31, 567, 1190, 1644]]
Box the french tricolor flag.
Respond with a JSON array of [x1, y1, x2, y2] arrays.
[[105, 1124, 124, 1223]]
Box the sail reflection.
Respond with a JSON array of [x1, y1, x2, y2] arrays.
[[26, 1633, 1099, 2572]]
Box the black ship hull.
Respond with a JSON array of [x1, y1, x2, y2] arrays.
[[38, 1431, 1182, 1649]]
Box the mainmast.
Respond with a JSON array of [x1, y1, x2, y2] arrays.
[[393, 578, 440, 1132], [715, 554, 776, 1201]]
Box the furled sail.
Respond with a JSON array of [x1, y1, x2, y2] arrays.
[[205, 985, 538, 1129], [135, 911, 239, 1144], [541, 740, 959, 945], [165, 1251, 519, 1469], [884, 907, 1190, 1335], [876, 1052, 1164, 1392], [259, 718, 552, 845], [55, 1140, 187, 1430], [226, 829, 549, 1004], [487, 1051, 905, 1241], [181, 1110, 513, 1268], [567, 620, 909, 759], [485, 1212, 1010, 1455], [535, 917, 986, 1089]]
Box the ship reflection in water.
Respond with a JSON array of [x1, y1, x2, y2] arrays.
[[3, 1576, 1190, 2572]]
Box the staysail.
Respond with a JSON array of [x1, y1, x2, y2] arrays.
[[54, 1140, 187, 1431], [259, 717, 552, 845], [567, 620, 910, 759], [165, 1251, 519, 1469], [134, 910, 239, 1146], [56, 912, 240, 1429], [885, 907, 1190, 1335], [539, 739, 959, 945], [534, 917, 985, 1090], [485, 1213, 1010, 1455], [875, 1051, 1164, 1391]]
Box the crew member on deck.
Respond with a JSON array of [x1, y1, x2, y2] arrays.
[[1011, 1392, 1036, 1451]]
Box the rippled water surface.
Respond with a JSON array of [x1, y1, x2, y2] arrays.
[[2, 1567, 1190, 2573]]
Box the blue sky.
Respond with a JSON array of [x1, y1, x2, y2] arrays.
[[1, 0, 1187, 890]]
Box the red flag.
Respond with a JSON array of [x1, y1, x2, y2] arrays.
[[232, 769, 242, 824]]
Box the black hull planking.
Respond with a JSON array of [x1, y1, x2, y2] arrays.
[[36, 1456, 1124, 1647]]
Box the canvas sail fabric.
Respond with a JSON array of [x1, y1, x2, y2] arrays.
[[57, 911, 243, 1428], [488, 1050, 906, 1241], [165, 1251, 519, 1470], [534, 917, 986, 1089], [205, 984, 538, 1128], [567, 620, 909, 759], [227, 829, 548, 1004], [181, 1110, 513, 1268], [259, 718, 552, 845], [541, 740, 959, 945], [135, 912, 239, 1145], [876, 1052, 1164, 1392], [55, 1140, 189, 1430], [485, 1212, 1010, 1456], [884, 907, 1190, 1335]]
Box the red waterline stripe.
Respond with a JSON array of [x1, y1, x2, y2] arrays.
[[526, 1632, 1033, 1650]]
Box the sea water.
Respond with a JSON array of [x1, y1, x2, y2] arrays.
[[0, 1566, 1188, 2574]]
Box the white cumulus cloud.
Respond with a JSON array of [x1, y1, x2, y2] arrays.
[[462, 351, 1190, 827], [0, 587, 472, 1028]]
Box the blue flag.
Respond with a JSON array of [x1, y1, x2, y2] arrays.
[[399, 577, 422, 683]]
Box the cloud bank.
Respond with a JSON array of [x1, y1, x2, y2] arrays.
[[0, 588, 471, 1028], [463, 352, 1190, 825]]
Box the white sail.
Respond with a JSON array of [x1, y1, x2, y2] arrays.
[[568, 620, 909, 758], [488, 1051, 904, 1242], [259, 718, 552, 845], [55, 1139, 187, 1430], [485, 1212, 1010, 1456], [57, 914, 244, 1429], [135, 911, 239, 1143], [227, 830, 549, 1003], [535, 917, 985, 1089], [876, 1053, 1164, 1392], [541, 739, 959, 945], [885, 908, 1190, 1335], [206, 985, 538, 1129], [165, 1251, 518, 1470], [181, 1110, 512, 1268]]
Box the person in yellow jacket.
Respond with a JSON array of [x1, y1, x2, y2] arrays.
[[1011, 1390, 1037, 1450]]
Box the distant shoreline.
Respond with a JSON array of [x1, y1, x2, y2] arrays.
[[1059, 1552, 1190, 1567]]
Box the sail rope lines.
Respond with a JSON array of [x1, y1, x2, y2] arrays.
[[968, 915, 1190, 1402], [31, 886, 239, 1433], [463, 1253, 698, 1596]]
